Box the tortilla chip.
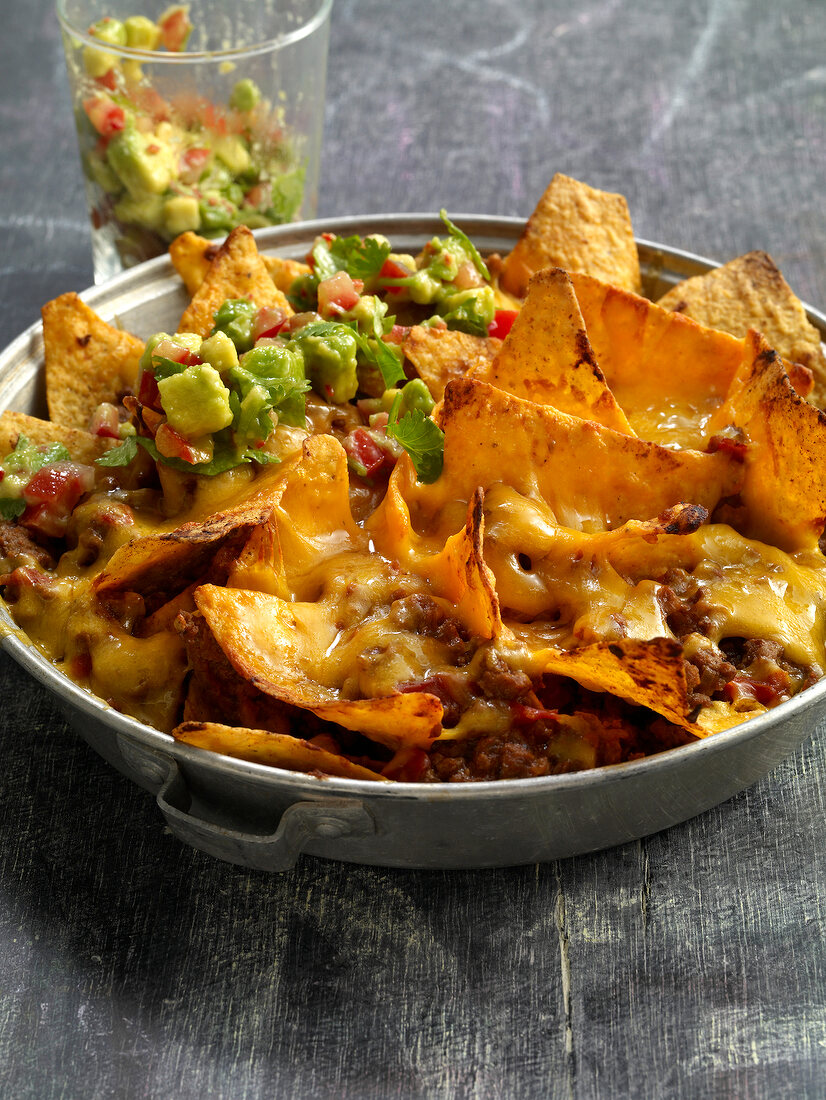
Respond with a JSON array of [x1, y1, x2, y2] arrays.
[[170, 230, 310, 298], [169, 231, 220, 296], [499, 173, 641, 298], [173, 720, 390, 780], [177, 225, 293, 338], [193, 584, 444, 750], [706, 330, 826, 551], [533, 637, 700, 732], [42, 293, 144, 428], [478, 267, 633, 433], [264, 255, 311, 294], [402, 326, 502, 402], [430, 377, 742, 534], [93, 501, 274, 616], [420, 489, 502, 639], [657, 251, 826, 405], [0, 410, 114, 466], [571, 272, 746, 447]]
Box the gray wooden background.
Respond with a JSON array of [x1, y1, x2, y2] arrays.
[[1, 1, 825, 1096]]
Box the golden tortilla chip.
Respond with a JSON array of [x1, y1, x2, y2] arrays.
[[499, 173, 641, 298], [657, 251, 826, 404], [170, 230, 310, 298], [93, 501, 274, 615], [0, 410, 114, 466], [420, 489, 502, 640], [42, 293, 144, 428], [168, 231, 220, 296], [173, 721, 390, 781], [264, 255, 311, 294], [177, 225, 293, 338], [193, 584, 444, 750], [402, 326, 502, 402], [227, 434, 361, 600], [478, 267, 633, 433], [531, 637, 700, 732], [571, 272, 746, 447], [429, 377, 742, 534], [707, 331, 826, 551]]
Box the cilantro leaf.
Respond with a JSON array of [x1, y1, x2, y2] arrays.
[[439, 209, 490, 281], [96, 435, 139, 468], [312, 234, 392, 283], [135, 435, 279, 476], [0, 498, 25, 521], [386, 404, 445, 483], [330, 235, 392, 281]]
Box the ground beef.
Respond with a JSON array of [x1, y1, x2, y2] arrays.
[[657, 568, 712, 637], [175, 610, 295, 734], [475, 649, 534, 702], [390, 593, 472, 663], [0, 521, 56, 571]]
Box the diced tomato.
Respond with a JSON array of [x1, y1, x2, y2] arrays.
[[724, 672, 789, 707], [379, 257, 411, 297], [179, 146, 210, 183], [343, 428, 391, 478], [83, 95, 126, 138], [21, 462, 96, 538], [305, 232, 335, 268], [488, 309, 519, 340], [89, 402, 121, 439], [158, 5, 193, 51], [95, 68, 118, 92], [382, 748, 430, 782], [138, 370, 162, 410], [317, 271, 363, 318], [154, 423, 211, 465], [0, 566, 55, 601], [384, 324, 410, 345], [152, 337, 202, 366], [251, 305, 289, 342], [70, 652, 93, 680], [510, 702, 560, 726], [707, 434, 748, 460], [243, 182, 272, 210]]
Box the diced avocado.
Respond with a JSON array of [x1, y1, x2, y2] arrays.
[[214, 135, 251, 175], [437, 285, 495, 336], [398, 378, 435, 416], [85, 152, 122, 194], [89, 17, 127, 47], [344, 294, 388, 335], [163, 194, 201, 237], [199, 330, 240, 373], [158, 364, 234, 439], [106, 127, 174, 197], [236, 343, 308, 427], [211, 299, 256, 353], [230, 78, 261, 113], [140, 331, 201, 373], [83, 45, 119, 78], [124, 15, 161, 50], [401, 268, 442, 305], [293, 327, 359, 404], [114, 193, 165, 233]]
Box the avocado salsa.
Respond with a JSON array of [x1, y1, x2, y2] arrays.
[[68, 6, 306, 269], [0, 217, 517, 530]]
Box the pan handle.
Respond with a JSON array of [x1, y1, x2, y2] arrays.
[[115, 734, 375, 871], [156, 763, 375, 871]]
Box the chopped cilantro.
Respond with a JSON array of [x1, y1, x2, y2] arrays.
[[439, 209, 491, 281], [386, 396, 444, 484], [96, 435, 139, 467]]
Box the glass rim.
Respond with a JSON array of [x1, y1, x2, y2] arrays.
[[55, 0, 333, 62]]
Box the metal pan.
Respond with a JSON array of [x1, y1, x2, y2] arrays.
[[2, 215, 824, 871]]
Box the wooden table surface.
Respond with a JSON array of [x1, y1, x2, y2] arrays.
[[1, 1, 825, 1096]]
